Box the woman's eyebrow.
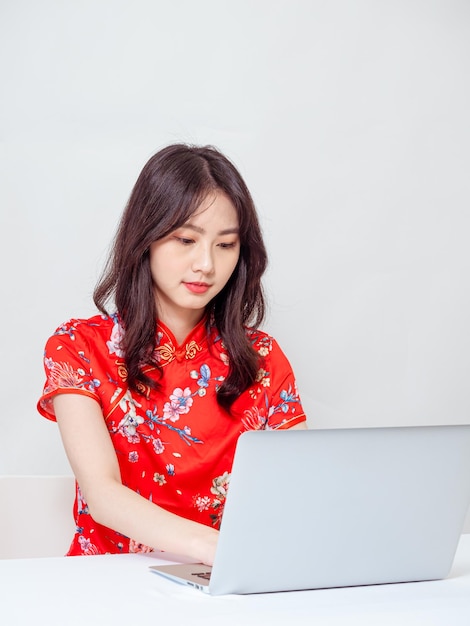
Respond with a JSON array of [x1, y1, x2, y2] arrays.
[[180, 224, 240, 236]]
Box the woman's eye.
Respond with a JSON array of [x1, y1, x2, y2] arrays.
[[218, 242, 238, 249], [175, 237, 194, 245]]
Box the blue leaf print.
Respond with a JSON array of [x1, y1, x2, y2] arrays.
[[270, 385, 300, 416], [197, 364, 211, 388]]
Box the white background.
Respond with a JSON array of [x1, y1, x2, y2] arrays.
[[1, 0, 469, 476]]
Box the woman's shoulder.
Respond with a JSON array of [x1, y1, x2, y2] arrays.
[[46, 313, 121, 348], [51, 313, 116, 335], [245, 326, 277, 355], [244, 326, 294, 370], [43, 312, 125, 366]]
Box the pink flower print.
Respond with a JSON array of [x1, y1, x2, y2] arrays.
[[46, 360, 84, 390], [163, 387, 193, 422], [106, 321, 125, 357], [78, 535, 99, 555], [128, 451, 139, 463], [194, 495, 211, 512], [153, 438, 165, 454], [242, 407, 268, 431], [162, 401, 180, 422], [126, 434, 140, 444]]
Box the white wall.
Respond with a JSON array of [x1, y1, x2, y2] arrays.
[[1, 0, 469, 476]]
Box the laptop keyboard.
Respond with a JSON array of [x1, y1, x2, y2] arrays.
[[193, 571, 211, 580]]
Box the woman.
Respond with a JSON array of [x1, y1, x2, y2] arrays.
[[38, 144, 307, 565]]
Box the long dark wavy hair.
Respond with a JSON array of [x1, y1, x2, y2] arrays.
[[93, 144, 268, 411]]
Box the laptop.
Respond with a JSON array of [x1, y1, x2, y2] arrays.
[[149, 424, 470, 595]]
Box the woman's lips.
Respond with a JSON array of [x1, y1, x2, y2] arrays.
[[183, 282, 211, 294]]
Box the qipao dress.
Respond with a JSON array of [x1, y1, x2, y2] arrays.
[[38, 313, 306, 555]]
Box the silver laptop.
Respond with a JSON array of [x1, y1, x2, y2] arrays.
[[149, 424, 470, 595]]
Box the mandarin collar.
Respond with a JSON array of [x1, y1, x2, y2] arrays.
[[154, 316, 209, 365]]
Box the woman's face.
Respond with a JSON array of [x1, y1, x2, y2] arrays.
[[149, 191, 240, 329]]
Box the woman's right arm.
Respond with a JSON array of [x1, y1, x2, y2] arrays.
[[53, 393, 219, 565]]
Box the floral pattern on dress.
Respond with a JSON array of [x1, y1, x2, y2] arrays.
[[193, 471, 231, 526], [38, 314, 306, 555], [43, 358, 101, 395]]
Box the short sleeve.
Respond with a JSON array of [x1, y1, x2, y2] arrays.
[[263, 337, 306, 430], [37, 319, 103, 421], [232, 330, 307, 430]]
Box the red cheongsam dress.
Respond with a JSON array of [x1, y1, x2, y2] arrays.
[[38, 313, 306, 555]]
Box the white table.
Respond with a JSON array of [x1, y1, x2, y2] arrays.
[[2, 535, 470, 626]]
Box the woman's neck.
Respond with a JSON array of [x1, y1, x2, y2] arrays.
[[157, 310, 206, 346]]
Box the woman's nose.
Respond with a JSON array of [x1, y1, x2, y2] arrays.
[[192, 244, 214, 274]]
